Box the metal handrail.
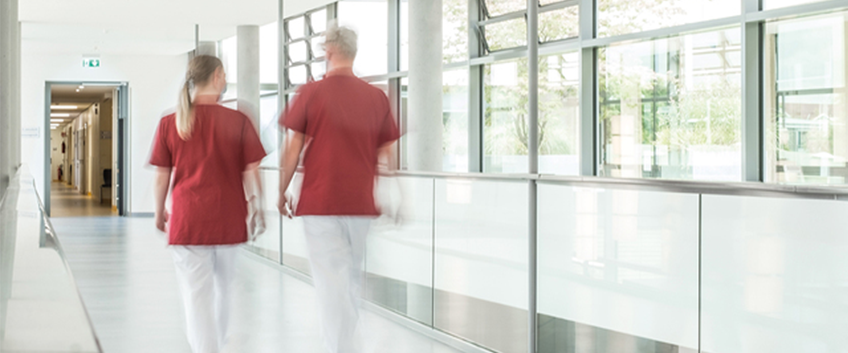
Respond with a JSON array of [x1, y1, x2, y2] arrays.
[[258, 166, 848, 200]]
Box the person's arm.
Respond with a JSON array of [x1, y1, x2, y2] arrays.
[[243, 161, 262, 206], [278, 130, 305, 217], [153, 167, 172, 232]]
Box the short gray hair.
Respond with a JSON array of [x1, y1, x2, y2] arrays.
[[323, 21, 358, 59]]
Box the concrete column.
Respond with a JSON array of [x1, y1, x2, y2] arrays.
[[237, 25, 261, 129], [1, 0, 20, 196], [408, 0, 443, 172]]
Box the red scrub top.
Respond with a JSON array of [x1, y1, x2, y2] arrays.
[[281, 70, 400, 216], [150, 102, 267, 245]]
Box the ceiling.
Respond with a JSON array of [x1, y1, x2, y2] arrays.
[[21, 0, 278, 56], [50, 85, 118, 129]]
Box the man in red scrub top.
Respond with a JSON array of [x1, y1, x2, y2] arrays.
[[278, 22, 400, 353]]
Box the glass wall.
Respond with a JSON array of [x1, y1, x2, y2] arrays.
[[273, 0, 848, 351], [598, 28, 742, 181], [764, 11, 848, 185]]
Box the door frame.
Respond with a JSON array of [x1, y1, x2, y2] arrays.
[[44, 81, 129, 216]]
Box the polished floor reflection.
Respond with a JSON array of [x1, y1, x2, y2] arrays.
[[50, 216, 462, 353], [51, 182, 116, 218]]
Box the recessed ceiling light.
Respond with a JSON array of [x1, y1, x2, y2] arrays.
[[50, 119, 64, 123], [51, 113, 70, 118], [51, 105, 77, 110]]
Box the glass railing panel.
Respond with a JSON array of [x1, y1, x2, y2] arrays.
[[245, 169, 281, 262], [365, 176, 434, 325], [537, 183, 700, 353], [433, 178, 529, 353], [701, 195, 848, 353], [281, 173, 311, 276], [0, 170, 101, 352]]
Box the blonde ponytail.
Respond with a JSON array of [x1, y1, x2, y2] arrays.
[[175, 55, 224, 141], [176, 80, 193, 140]]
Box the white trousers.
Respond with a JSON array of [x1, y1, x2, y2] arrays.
[[171, 245, 239, 353], [303, 216, 372, 353]]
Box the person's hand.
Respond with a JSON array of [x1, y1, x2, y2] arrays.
[[278, 193, 294, 219], [155, 210, 169, 232]]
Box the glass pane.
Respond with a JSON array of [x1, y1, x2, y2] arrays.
[[260, 22, 279, 85], [702, 195, 848, 353], [339, 0, 389, 77], [259, 95, 279, 167], [401, 0, 409, 71], [539, 5, 579, 42], [311, 61, 326, 80], [282, 172, 312, 276], [598, 0, 740, 37], [311, 9, 328, 33], [434, 178, 529, 353], [538, 184, 700, 352], [764, 11, 848, 185], [400, 70, 470, 172], [484, 59, 529, 173], [444, 0, 469, 63], [402, 0, 469, 69], [598, 28, 742, 181], [366, 176, 434, 325], [246, 170, 281, 260], [485, 0, 525, 17], [289, 65, 308, 85], [484, 17, 527, 51], [764, 0, 828, 9], [221, 36, 238, 100], [288, 16, 305, 39], [288, 41, 309, 63], [539, 51, 579, 175]]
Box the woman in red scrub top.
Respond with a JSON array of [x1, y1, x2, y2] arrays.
[[149, 55, 267, 353]]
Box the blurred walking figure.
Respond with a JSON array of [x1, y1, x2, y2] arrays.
[[149, 55, 267, 353], [278, 22, 400, 353]]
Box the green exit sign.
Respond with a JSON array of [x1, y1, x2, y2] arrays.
[[83, 58, 101, 68]]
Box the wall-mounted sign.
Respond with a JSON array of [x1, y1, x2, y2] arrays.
[[83, 58, 101, 68], [22, 127, 39, 138]]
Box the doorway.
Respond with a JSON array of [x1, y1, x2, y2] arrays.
[[45, 82, 129, 217]]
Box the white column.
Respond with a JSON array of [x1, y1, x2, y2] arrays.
[[408, 0, 443, 172], [237, 25, 261, 129], [0, 0, 20, 196]]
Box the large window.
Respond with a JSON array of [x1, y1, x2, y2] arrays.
[[598, 0, 740, 37], [284, 8, 329, 88], [599, 28, 742, 181], [764, 11, 848, 185]]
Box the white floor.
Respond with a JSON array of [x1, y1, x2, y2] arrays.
[[51, 216, 462, 353]]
